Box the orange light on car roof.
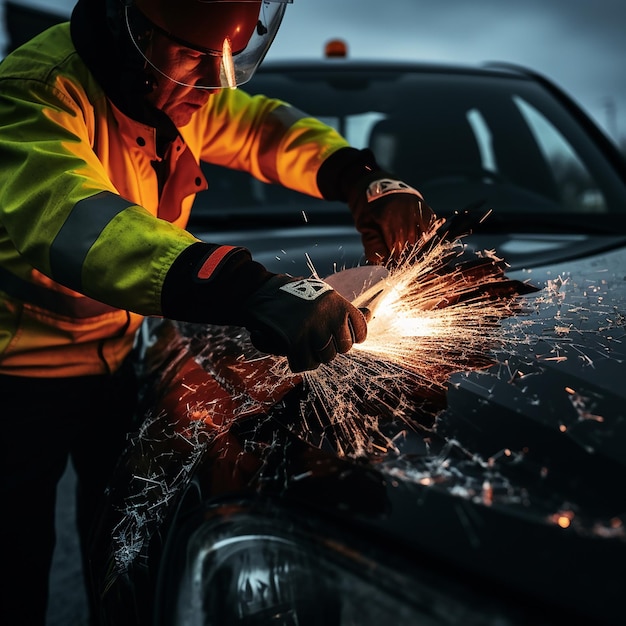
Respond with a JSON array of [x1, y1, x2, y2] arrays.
[[325, 39, 348, 58]]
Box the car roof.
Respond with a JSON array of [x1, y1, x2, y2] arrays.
[[258, 57, 535, 80]]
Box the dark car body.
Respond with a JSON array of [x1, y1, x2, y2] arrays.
[[89, 59, 626, 626]]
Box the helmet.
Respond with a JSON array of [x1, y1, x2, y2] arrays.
[[122, 0, 292, 89]]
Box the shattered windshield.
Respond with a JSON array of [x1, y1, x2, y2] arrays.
[[194, 67, 626, 229]]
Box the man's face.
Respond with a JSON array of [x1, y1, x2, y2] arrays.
[[144, 32, 220, 126]]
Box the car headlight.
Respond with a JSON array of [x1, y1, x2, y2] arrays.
[[174, 532, 342, 625], [156, 503, 511, 626]]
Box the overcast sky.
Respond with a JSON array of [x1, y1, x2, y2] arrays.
[[2, 0, 625, 145]]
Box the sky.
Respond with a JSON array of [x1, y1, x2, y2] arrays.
[[2, 0, 625, 146]]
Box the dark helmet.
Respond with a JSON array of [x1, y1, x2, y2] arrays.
[[121, 0, 292, 89]]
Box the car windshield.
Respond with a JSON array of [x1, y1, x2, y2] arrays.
[[193, 65, 626, 233]]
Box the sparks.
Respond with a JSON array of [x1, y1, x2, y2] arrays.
[[301, 232, 532, 455], [171, 220, 537, 458]]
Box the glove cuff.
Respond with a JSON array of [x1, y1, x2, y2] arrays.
[[161, 242, 274, 324], [317, 147, 383, 202]]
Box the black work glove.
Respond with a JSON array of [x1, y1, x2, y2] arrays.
[[162, 243, 367, 373], [348, 170, 436, 264], [242, 275, 368, 373]]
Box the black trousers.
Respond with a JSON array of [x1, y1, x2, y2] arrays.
[[0, 361, 138, 626]]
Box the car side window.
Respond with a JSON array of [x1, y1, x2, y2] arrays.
[[514, 96, 607, 213]]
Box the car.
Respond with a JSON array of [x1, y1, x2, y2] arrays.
[[87, 52, 626, 626]]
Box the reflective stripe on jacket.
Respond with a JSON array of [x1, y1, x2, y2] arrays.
[[0, 23, 350, 376]]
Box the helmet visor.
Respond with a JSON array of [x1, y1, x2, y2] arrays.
[[125, 0, 291, 90]]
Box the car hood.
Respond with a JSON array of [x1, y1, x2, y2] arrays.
[[374, 243, 626, 620]]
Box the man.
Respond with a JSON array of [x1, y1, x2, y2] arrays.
[[0, 0, 435, 623]]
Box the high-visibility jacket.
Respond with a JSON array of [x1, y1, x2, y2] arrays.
[[0, 23, 349, 377]]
